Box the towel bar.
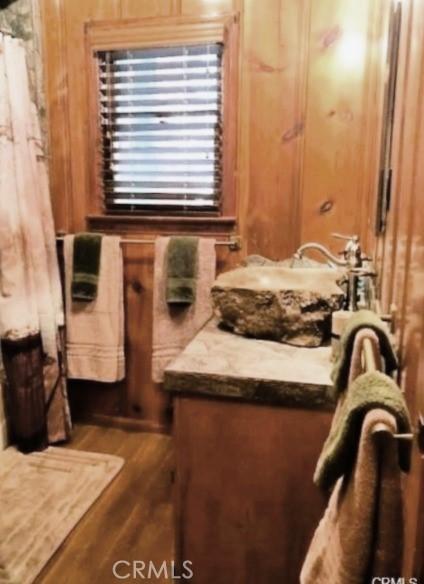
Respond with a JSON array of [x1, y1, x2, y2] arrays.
[[56, 234, 242, 251], [362, 337, 413, 442], [362, 337, 377, 372], [373, 423, 414, 440]]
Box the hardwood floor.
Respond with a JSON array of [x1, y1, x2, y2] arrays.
[[35, 425, 174, 584]]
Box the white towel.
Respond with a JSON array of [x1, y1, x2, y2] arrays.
[[64, 235, 125, 383], [152, 237, 216, 383]]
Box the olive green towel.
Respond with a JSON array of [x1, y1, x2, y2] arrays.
[[314, 371, 411, 491], [166, 237, 199, 305], [332, 310, 398, 394], [71, 233, 102, 302]]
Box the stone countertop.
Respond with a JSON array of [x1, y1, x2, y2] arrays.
[[163, 319, 335, 411]]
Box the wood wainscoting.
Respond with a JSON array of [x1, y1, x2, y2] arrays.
[[41, 0, 388, 429]]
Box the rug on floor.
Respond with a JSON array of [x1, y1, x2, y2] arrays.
[[0, 446, 124, 584]]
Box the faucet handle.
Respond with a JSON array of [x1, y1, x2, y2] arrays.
[[331, 233, 359, 242], [332, 233, 362, 268]]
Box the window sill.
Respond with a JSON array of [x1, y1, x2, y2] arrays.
[[86, 214, 237, 236]]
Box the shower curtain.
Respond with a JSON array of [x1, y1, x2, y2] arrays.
[[0, 32, 71, 449]]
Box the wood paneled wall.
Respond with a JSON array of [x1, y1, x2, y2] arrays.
[[41, 0, 386, 429], [300, 0, 386, 252], [374, 0, 424, 576]]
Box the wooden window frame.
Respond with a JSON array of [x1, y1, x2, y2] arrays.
[[84, 14, 240, 231]]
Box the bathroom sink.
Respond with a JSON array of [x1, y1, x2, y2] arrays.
[[211, 266, 345, 347]]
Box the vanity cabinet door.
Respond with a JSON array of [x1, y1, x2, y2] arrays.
[[173, 396, 332, 584]]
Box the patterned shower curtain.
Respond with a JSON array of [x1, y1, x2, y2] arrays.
[[0, 32, 71, 450]]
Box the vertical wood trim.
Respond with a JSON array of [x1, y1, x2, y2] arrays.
[[390, 0, 424, 359], [378, 0, 413, 311], [233, 0, 248, 255], [357, 0, 387, 253], [221, 13, 240, 217], [397, 45, 424, 358], [84, 25, 104, 216], [40, 0, 74, 232]]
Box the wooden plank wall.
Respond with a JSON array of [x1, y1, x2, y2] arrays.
[[374, 0, 424, 576], [41, 0, 386, 429], [300, 0, 386, 252]]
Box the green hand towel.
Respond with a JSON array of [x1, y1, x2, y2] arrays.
[[332, 309, 398, 394], [166, 237, 199, 305], [71, 233, 102, 302], [314, 371, 411, 491]]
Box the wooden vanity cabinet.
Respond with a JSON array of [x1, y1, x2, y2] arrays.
[[173, 395, 332, 584]]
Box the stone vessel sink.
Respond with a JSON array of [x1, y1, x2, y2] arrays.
[[211, 266, 345, 347]]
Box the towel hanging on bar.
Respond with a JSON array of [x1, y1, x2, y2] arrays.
[[361, 337, 413, 442]]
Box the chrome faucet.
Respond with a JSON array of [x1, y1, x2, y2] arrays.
[[293, 233, 362, 269], [292, 234, 374, 311]]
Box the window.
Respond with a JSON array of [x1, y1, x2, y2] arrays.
[[86, 15, 239, 220], [98, 43, 223, 213]]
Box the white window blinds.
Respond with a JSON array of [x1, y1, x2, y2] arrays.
[[97, 43, 224, 213]]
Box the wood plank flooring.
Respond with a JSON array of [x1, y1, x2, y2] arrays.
[[35, 425, 174, 584]]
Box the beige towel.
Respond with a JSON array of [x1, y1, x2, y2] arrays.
[[301, 409, 403, 584], [64, 235, 125, 382], [348, 328, 383, 386], [152, 236, 216, 383]]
